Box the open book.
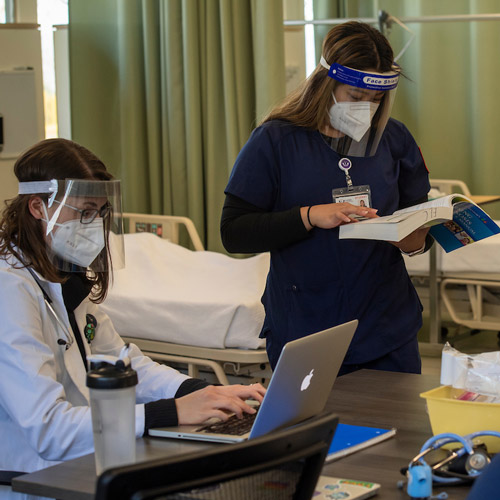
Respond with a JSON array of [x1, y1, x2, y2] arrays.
[[339, 194, 500, 252]]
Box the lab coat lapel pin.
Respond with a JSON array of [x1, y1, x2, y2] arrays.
[[84, 314, 97, 344]]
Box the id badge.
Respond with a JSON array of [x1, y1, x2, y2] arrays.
[[332, 184, 372, 208]]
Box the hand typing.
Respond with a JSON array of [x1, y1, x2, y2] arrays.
[[175, 383, 266, 425]]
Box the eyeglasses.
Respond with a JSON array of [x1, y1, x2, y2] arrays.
[[53, 200, 112, 224]]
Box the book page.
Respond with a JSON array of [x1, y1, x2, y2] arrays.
[[347, 194, 472, 225], [393, 194, 472, 216], [339, 194, 476, 242], [377, 206, 450, 224], [356, 212, 415, 224], [352, 205, 449, 227]]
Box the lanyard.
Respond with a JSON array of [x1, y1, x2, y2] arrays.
[[332, 157, 372, 208], [338, 158, 353, 190]]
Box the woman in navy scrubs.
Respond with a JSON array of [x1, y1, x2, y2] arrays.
[[221, 21, 431, 374]]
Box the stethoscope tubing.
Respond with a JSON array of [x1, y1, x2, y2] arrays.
[[26, 267, 74, 348]]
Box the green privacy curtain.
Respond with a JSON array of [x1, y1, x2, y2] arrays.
[[68, 0, 285, 251], [312, 0, 500, 217], [380, 0, 500, 218]]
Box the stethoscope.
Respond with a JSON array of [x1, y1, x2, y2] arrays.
[[415, 432, 496, 481], [402, 430, 500, 499], [27, 267, 74, 349]]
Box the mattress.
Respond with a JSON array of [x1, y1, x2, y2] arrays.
[[101, 232, 269, 349]]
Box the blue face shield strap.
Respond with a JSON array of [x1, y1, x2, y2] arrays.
[[319, 57, 400, 91]]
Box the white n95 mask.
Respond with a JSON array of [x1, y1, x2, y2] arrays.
[[328, 95, 379, 142], [49, 218, 105, 268]]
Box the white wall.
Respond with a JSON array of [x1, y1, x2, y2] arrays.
[[15, 0, 37, 23], [0, 23, 44, 203]]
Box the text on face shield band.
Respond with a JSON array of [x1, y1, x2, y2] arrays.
[[319, 57, 399, 91]]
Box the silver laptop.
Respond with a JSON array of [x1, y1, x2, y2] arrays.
[[149, 319, 358, 443]]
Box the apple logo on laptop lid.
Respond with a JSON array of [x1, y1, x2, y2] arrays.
[[301, 369, 314, 391]]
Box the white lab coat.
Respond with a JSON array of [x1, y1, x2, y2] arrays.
[[0, 253, 190, 499]]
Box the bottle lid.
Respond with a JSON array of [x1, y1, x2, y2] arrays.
[[86, 361, 138, 389], [86, 344, 138, 389]]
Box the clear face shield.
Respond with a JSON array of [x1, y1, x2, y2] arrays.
[[18, 179, 125, 273], [320, 57, 400, 157]]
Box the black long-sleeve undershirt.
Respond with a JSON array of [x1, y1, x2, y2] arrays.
[[220, 193, 433, 254], [220, 194, 310, 253], [143, 378, 210, 434]]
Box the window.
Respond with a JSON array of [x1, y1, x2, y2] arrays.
[[37, 0, 68, 138], [283, 0, 318, 95], [303, 0, 315, 77]]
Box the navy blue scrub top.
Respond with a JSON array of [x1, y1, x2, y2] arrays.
[[225, 118, 430, 367]]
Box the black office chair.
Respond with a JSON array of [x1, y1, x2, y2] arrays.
[[95, 411, 338, 500]]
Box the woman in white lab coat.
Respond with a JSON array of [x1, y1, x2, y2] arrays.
[[0, 139, 265, 500]]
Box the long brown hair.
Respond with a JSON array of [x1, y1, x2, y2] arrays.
[[0, 138, 113, 303], [262, 21, 395, 130]]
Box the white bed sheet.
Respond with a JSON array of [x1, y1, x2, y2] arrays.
[[101, 233, 269, 349], [403, 226, 500, 275]]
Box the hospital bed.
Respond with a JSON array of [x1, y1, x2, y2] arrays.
[[404, 236, 500, 338], [101, 213, 271, 385], [403, 180, 500, 349]]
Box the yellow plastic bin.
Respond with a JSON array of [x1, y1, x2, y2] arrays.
[[420, 385, 500, 453]]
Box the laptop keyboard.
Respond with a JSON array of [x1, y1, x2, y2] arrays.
[[196, 407, 260, 436]]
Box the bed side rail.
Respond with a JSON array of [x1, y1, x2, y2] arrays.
[[122, 213, 204, 251], [430, 178, 472, 197], [441, 277, 500, 331]]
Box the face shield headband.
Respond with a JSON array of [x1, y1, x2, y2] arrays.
[[319, 57, 400, 90], [319, 57, 400, 157], [18, 179, 125, 272]]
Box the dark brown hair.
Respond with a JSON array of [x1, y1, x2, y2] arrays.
[[0, 138, 113, 303], [262, 21, 395, 130]]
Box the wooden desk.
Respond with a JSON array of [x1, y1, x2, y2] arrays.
[[470, 194, 500, 206], [321, 370, 468, 500], [13, 370, 471, 500]]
